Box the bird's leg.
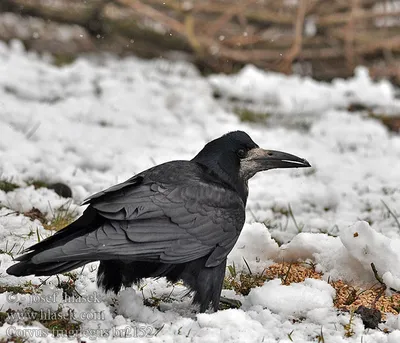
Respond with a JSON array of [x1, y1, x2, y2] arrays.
[[191, 259, 227, 312], [210, 260, 227, 312]]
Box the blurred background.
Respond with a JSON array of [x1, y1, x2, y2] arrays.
[[1, 0, 400, 84]]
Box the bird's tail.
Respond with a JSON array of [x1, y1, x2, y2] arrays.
[[6, 206, 102, 277], [6, 260, 88, 276]]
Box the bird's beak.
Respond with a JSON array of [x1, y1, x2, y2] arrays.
[[247, 148, 311, 170]]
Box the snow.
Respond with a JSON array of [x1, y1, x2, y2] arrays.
[[245, 278, 335, 317], [341, 221, 400, 291], [227, 222, 279, 273], [209, 65, 400, 121], [1, 40, 400, 341]]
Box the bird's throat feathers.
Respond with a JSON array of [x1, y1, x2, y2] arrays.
[[192, 150, 248, 204]]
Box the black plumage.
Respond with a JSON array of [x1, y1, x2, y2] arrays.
[[7, 131, 310, 312]]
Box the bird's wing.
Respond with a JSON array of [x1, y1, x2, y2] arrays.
[[81, 174, 143, 205], [32, 163, 245, 268]]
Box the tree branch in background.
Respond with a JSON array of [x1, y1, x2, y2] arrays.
[[0, 0, 400, 83]]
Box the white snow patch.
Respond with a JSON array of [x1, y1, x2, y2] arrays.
[[245, 278, 335, 317], [228, 222, 280, 273]]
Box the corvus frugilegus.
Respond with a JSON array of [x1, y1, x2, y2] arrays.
[[7, 131, 310, 312]]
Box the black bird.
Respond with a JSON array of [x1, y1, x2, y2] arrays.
[[7, 131, 310, 312]]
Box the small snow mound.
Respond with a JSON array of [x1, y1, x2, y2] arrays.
[[197, 309, 252, 328], [116, 289, 162, 325], [245, 278, 335, 317], [279, 232, 341, 261], [228, 222, 280, 273], [341, 221, 400, 289], [196, 309, 265, 343], [383, 272, 400, 291]]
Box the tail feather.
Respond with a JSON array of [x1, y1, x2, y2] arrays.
[[7, 206, 103, 277], [7, 260, 88, 276], [21, 206, 102, 255]]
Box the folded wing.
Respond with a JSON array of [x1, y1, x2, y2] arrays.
[[26, 162, 245, 268]]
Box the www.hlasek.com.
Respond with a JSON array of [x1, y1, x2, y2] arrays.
[[6, 324, 156, 339], [7, 309, 106, 322], [6, 291, 102, 304]]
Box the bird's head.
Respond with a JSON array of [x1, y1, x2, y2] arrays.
[[192, 131, 310, 201]]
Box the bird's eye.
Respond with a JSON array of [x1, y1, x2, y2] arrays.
[[237, 149, 247, 159]]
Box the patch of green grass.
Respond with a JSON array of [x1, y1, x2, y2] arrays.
[[27, 180, 51, 189], [0, 312, 8, 326], [0, 240, 25, 258], [227, 262, 237, 278], [0, 335, 27, 343], [233, 108, 271, 123], [142, 285, 176, 309], [224, 263, 268, 296], [43, 201, 78, 232], [219, 297, 242, 310], [287, 330, 294, 341], [271, 205, 289, 216], [343, 310, 356, 337], [52, 54, 76, 67], [143, 295, 170, 308], [316, 327, 325, 342], [0, 178, 19, 193], [0, 284, 33, 295], [22, 203, 77, 233]]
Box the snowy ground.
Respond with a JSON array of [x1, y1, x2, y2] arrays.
[[1, 40, 400, 342]]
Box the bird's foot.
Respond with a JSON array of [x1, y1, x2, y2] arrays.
[[218, 297, 242, 310]]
